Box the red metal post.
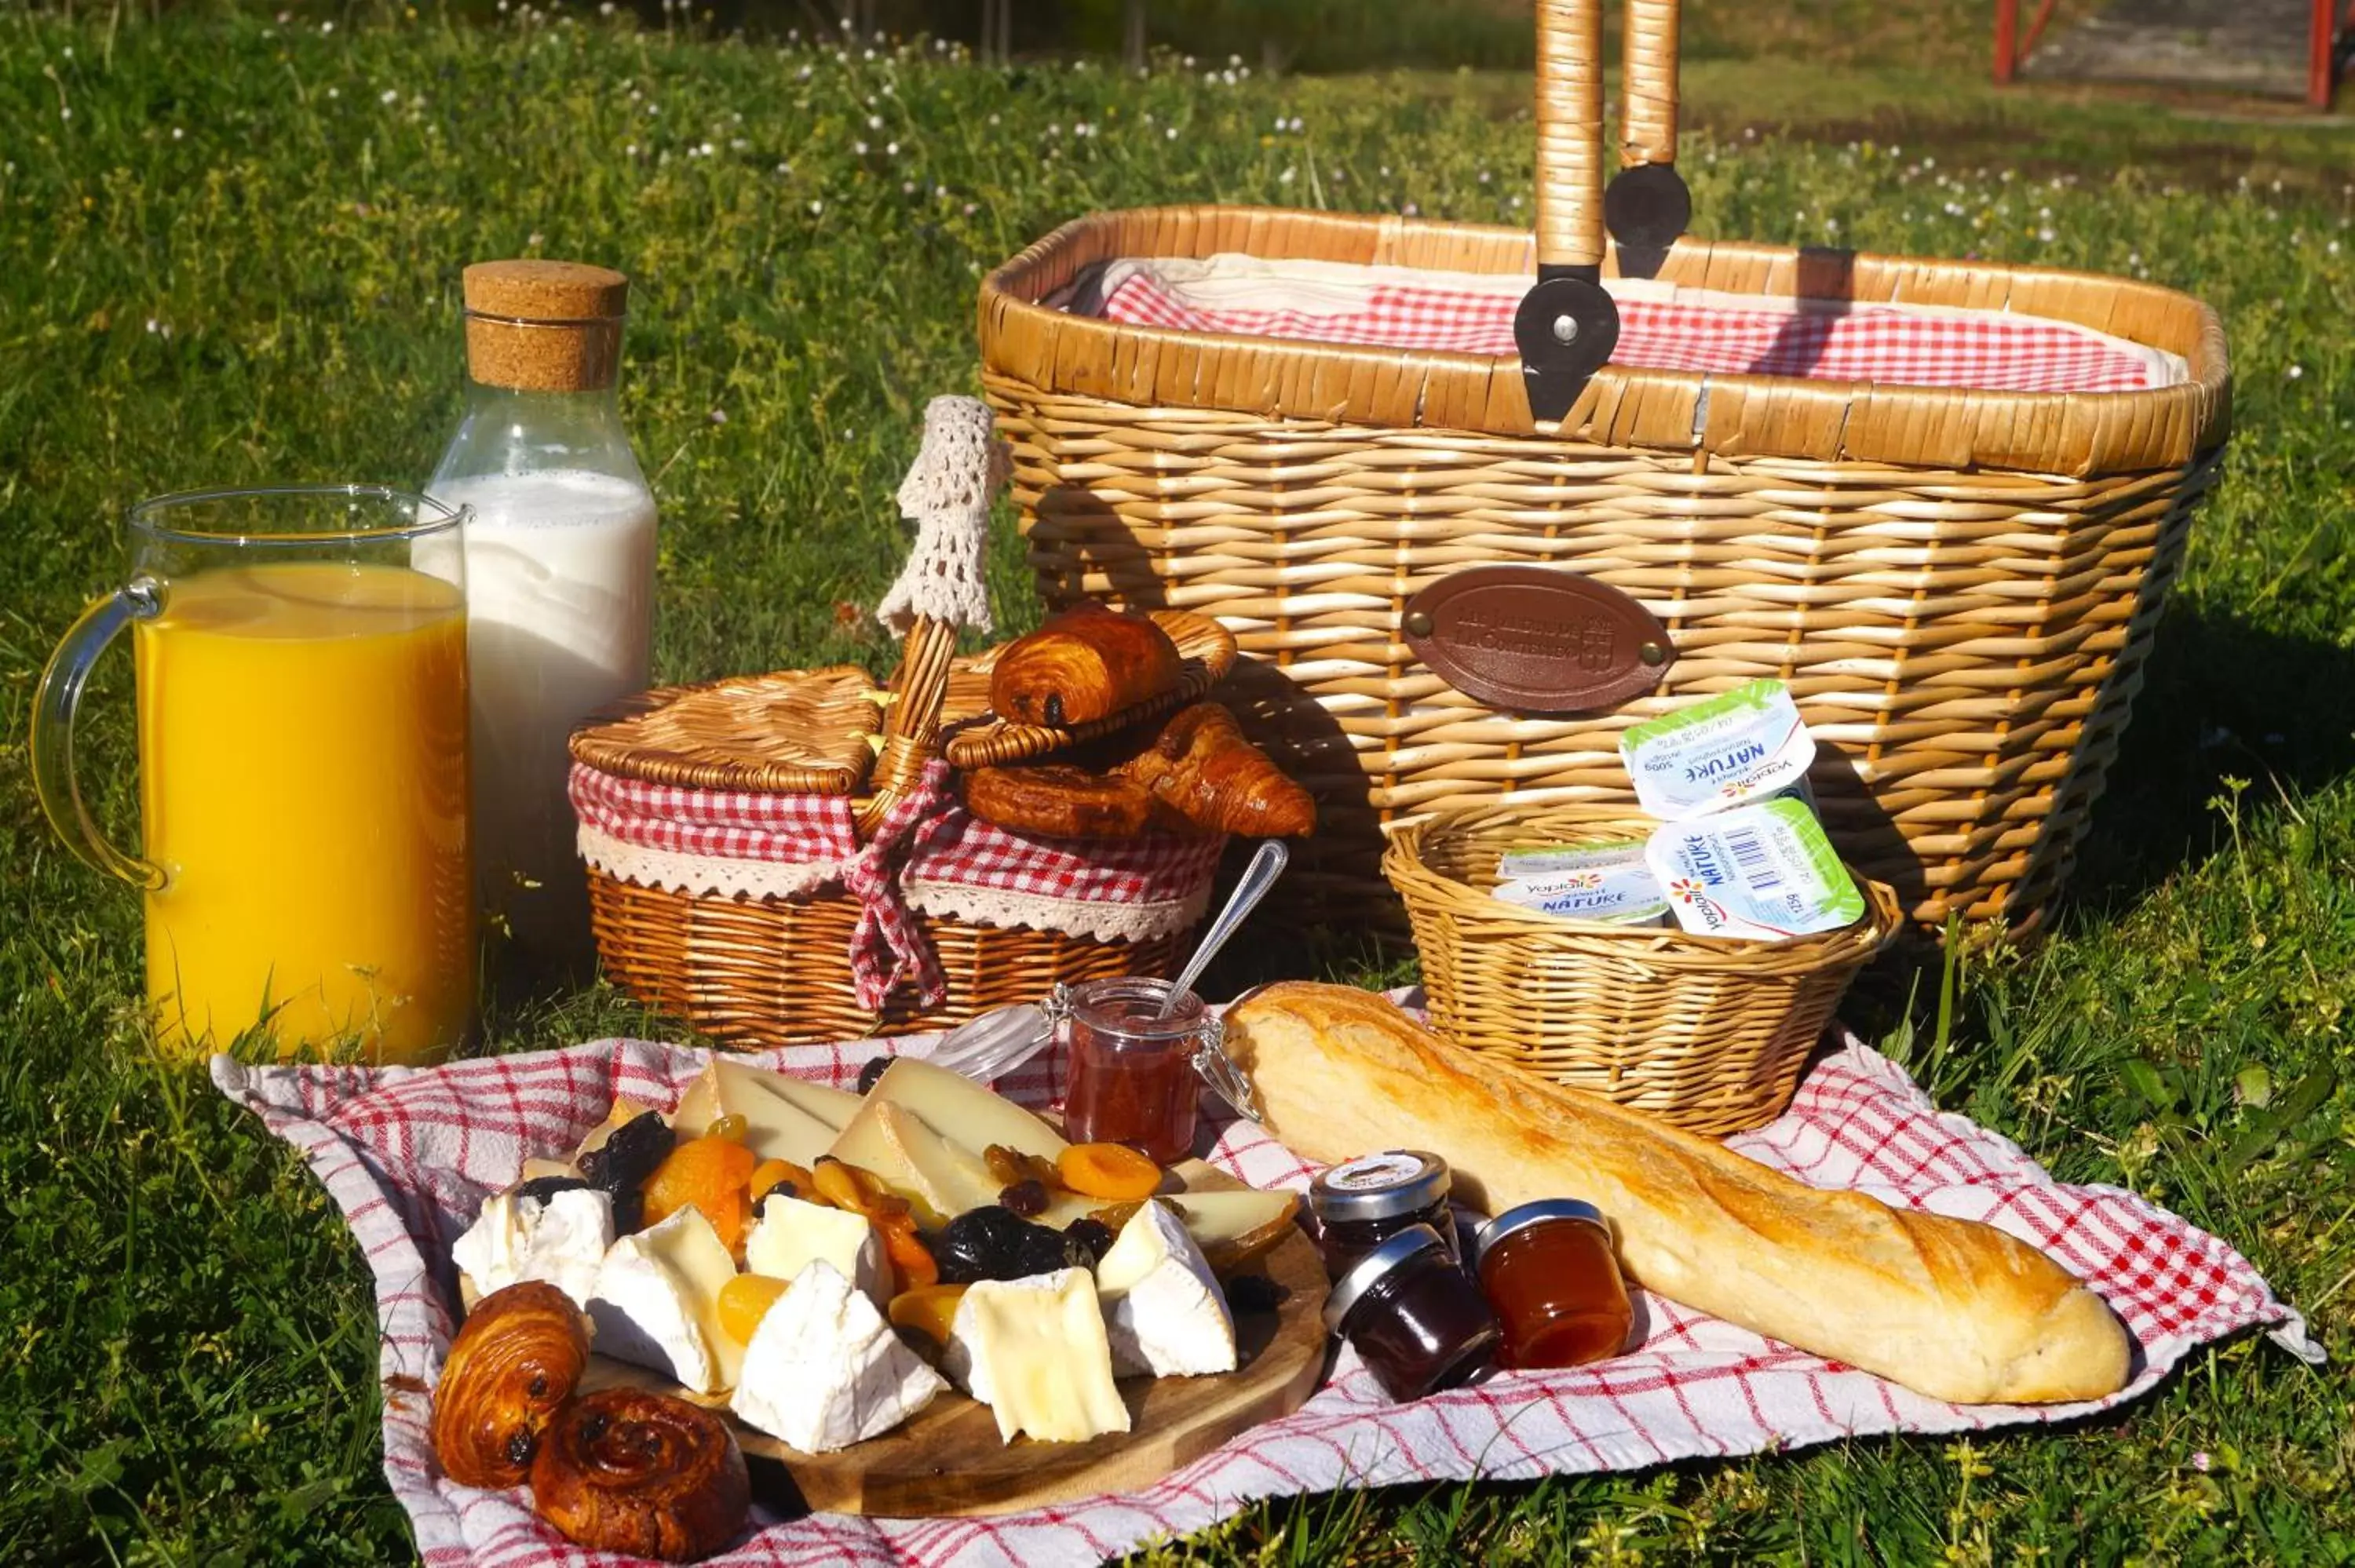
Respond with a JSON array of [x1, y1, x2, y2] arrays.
[[1995, 0, 2021, 83], [2311, 0, 2336, 108]]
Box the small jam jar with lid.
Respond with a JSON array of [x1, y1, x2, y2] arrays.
[[1309, 1150, 1455, 1278], [1473, 1200, 1635, 1370], [1060, 976, 1212, 1165], [1321, 1223, 1499, 1402]]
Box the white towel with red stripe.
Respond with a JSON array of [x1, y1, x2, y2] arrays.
[[1079, 254, 2188, 394], [213, 993, 2311, 1567]]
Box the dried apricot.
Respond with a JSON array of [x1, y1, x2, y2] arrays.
[[747, 1158, 812, 1205], [717, 1274, 790, 1345], [874, 1213, 939, 1293], [885, 1283, 969, 1352], [1057, 1143, 1163, 1202], [640, 1135, 759, 1251]]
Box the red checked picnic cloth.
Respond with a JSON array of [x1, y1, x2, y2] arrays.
[[570, 758, 1226, 1008], [213, 996, 2315, 1567], [1078, 255, 2189, 394]]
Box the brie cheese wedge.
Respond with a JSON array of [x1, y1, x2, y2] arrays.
[[587, 1206, 743, 1395], [451, 1186, 615, 1311], [942, 1269, 1131, 1444], [730, 1260, 946, 1453], [1095, 1199, 1237, 1379], [743, 1194, 889, 1306]]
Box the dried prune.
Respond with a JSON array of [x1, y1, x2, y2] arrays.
[[999, 1179, 1050, 1217], [1062, 1218, 1116, 1270], [935, 1205, 1074, 1285], [856, 1056, 892, 1095], [513, 1176, 590, 1205], [578, 1110, 674, 1198]]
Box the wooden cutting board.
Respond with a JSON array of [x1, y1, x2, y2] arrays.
[[580, 1164, 1331, 1519]]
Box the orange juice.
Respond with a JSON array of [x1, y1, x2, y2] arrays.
[[134, 561, 473, 1061]]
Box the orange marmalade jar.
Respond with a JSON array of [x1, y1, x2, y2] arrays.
[[1472, 1200, 1634, 1370]]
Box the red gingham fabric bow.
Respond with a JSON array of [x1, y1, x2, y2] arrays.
[[839, 760, 956, 1009]]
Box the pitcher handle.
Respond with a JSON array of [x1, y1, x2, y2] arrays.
[[32, 578, 166, 890]]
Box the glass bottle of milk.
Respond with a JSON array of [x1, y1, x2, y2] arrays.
[[427, 259, 658, 982]]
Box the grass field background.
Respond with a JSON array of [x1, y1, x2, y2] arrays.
[[2, 3, 2352, 1561]]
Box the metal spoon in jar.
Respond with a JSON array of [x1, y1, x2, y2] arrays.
[[1156, 838, 1288, 1019], [925, 840, 1291, 1079]]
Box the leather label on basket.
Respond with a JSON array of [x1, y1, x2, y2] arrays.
[[1403, 566, 1676, 714]]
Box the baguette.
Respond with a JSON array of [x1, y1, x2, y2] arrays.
[[1223, 983, 2131, 1406]]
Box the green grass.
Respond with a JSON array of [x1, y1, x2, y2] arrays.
[[3, 5, 2353, 1563]]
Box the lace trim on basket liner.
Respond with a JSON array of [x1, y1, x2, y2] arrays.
[[576, 826, 1216, 943]]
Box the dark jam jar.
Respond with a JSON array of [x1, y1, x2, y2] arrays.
[[1060, 977, 1207, 1165], [1309, 1151, 1454, 1278], [1473, 1200, 1635, 1370], [1321, 1223, 1499, 1402]]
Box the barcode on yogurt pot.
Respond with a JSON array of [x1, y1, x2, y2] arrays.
[[1725, 827, 1783, 889]]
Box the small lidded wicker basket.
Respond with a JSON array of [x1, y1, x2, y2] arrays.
[[1384, 800, 1902, 1136], [568, 398, 1230, 1048]]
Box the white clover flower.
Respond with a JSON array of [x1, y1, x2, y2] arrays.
[[902, 180, 915, 193], [146, 318, 159, 333], [1477, 170, 1490, 184], [2287, 364, 2304, 379], [171, 127, 183, 139], [853, 140, 867, 153], [325, 88, 338, 99], [321, 18, 334, 31], [1403, 200, 1419, 216], [382, 89, 400, 104], [625, 142, 637, 155], [1289, 116, 1302, 132], [962, 201, 976, 213], [699, 140, 714, 155], [867, 114, 882, 129], [1165, 126, 1178, 140], [809, 199, 823, 213], [885, 140, 899, 155], [2037, 227, 2055, 242], [1279, 166, 1294, 184]]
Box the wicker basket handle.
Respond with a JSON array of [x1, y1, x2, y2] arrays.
[[1532, 0, 1608, 274], [1607, 0, 1692, 256]]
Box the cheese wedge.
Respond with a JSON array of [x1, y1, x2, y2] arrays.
[[1035, 1185, 1299, 1272], [826, 1098, 999, 1224], [587, 1206, 744, 1395], [868, 1058, 1067, 1164], [672, 1058, 838, 1168], [942, 1269, 1130, 1444], [744, 1194, 889, 1306], [452, 1187, 614, 1311], [730, 1260, 946, 1453], [742, 1064, 863, 1133], [1095, 1200, 1236, 1379]]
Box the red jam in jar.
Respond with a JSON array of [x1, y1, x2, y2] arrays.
[[1473, 1200, 1634, 1370], [1309, 1150, 1455, 1279], [1061, 977, 1207, 1165], [1322, 1223, 1499, 1402]]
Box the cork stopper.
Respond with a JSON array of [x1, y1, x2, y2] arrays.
[[462, 260, 629, 392]]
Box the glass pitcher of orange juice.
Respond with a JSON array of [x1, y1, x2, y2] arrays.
[[32, 486, 476, 1063]]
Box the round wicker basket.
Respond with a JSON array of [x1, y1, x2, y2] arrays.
[[1383, 800, 1902, 1136]]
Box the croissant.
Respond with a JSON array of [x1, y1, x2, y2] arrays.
[[530, 1388, 750, 1562], [431, 1281, 591, 1490], [1116, 703, 1317, 838], [988, 603, 1184, 729], [962, 760, 1164, 840]]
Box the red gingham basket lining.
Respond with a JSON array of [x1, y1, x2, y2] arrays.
[[1099, 273, 2167, 395]]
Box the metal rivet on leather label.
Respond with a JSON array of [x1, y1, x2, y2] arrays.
[[1639, 641, 1669, 666], [1404, 610, 1434, 638]]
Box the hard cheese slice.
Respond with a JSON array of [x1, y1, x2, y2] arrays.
[[671, 1058, 838, 1168], [826, 1097, 999, 1225], [944, 1268, 1131, 1444], [730, 1260, 946, 1453], [744, 1194, 889, 1306], [869, 1057, 1068, 1164], [1095, 1200, 1236, 1379], [587, 1206, 744, 1395]]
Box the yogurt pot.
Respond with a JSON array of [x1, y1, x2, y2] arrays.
[[1645, 797, 1867, 941], [1619, 679, 1816, 822]]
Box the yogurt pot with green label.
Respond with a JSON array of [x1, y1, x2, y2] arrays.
[[1645, 797, 1867, 941], [1492, 852, 1672, 926], [1619, 679, 1816, 821]]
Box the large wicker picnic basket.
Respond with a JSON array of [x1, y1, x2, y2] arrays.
[[977, 0, 2227, 934]]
